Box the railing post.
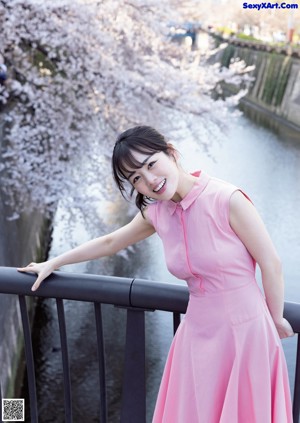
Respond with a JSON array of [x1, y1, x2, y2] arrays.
[[56, 299, 73, 423], [173, 312, 181, 335], [18, 295, 39, 423], [0, 382, 3, 423], [94, 302, 107, 423], [293, 335, 300, 423], [120, 308, 146, 423]]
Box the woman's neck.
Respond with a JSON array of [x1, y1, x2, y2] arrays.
[[171, 169, 199, 203]]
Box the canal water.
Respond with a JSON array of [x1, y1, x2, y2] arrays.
[[25, 109, 300, 422]]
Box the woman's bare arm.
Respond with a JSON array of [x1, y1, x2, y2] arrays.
[[229, 190, 294, 339], [18, 211, 155, 291]]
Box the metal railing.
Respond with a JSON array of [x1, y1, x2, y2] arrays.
[[0, 266, 299, 423]]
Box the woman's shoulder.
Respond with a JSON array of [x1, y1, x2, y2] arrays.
[[200, 173, 238, 199], [144, 202, 158, 228], [144, 198, 173, 232]]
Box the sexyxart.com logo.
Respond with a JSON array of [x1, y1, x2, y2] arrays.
[[243, 2, 299, 9]]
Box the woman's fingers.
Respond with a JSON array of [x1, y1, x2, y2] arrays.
[[31, 276, 44, 292], [17, 262, 52, 291], [17, 262, 37, 273], [276, 318, 295, 339], [284, 319, 295, 338]]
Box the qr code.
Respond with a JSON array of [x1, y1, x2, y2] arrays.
[[2, 399, 25, 421]]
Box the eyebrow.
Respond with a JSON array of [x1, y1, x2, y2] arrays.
[[125, 153, 155, 179]]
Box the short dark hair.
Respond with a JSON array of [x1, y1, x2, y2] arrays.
[[112, 126, 172, 213]]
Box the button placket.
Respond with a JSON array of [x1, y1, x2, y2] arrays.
[[178, 208, 206, 294]]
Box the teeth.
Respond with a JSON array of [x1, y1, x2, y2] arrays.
[[153, 179, 166, 192]]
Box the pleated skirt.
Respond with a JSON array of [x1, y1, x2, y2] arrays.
[[152, 281, 293, 423]]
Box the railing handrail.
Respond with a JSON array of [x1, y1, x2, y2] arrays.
[[0, 266, 300, 423], [0, 266, 189, 312], [0, 266, 299, 330]]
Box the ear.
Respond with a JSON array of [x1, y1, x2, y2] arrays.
[[167, 143, 180, 161]]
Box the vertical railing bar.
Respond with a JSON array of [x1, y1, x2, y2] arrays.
[[173, 312, 181, 335], [94, 302, 107, 423], [18, 295, 38, 423], [120, 309, 146, 423], [56, 299, 73, 423], [293, 334, 300, 423], [0, 382, 3, 423]]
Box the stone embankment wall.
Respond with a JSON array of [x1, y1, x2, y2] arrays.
[[0, 116, 52, 397], [214, 42, 300, 130]]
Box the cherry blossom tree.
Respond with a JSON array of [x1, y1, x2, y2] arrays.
[[0, 0, 250, 221]]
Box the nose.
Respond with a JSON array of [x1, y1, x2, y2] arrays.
[[144, 171, 158, 187]]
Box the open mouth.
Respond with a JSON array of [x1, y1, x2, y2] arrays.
[[153, 178, 166, 193]]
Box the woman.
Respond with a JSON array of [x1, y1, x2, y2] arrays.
[[18, 126, 294, 422]]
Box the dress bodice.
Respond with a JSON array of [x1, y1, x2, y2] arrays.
[[146, 171, 256, 295]]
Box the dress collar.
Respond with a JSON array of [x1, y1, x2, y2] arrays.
[[167, 170, 210, 215]]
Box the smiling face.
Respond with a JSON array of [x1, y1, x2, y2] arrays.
[[124, 150, 180, 201], [112, 126, 181, 211]]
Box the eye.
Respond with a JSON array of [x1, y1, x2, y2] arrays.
[[148, 160, 156, 169], [132, 175, 140, 185]]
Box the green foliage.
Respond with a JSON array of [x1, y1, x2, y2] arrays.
[[220, 45, 236, 68], [262, 54, 291, 106], [33, 50, 56, 75], [219, 43, 292, 108], [273, 56, 292, 107], [236, 33, 262, 43], [216, 26, 234, 36]]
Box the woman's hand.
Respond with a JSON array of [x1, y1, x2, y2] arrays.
[[275, 318, 295, 339], [17, 261, 57, 291]]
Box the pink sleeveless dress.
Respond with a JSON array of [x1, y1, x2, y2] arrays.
[[147, 171, 293, 423]]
